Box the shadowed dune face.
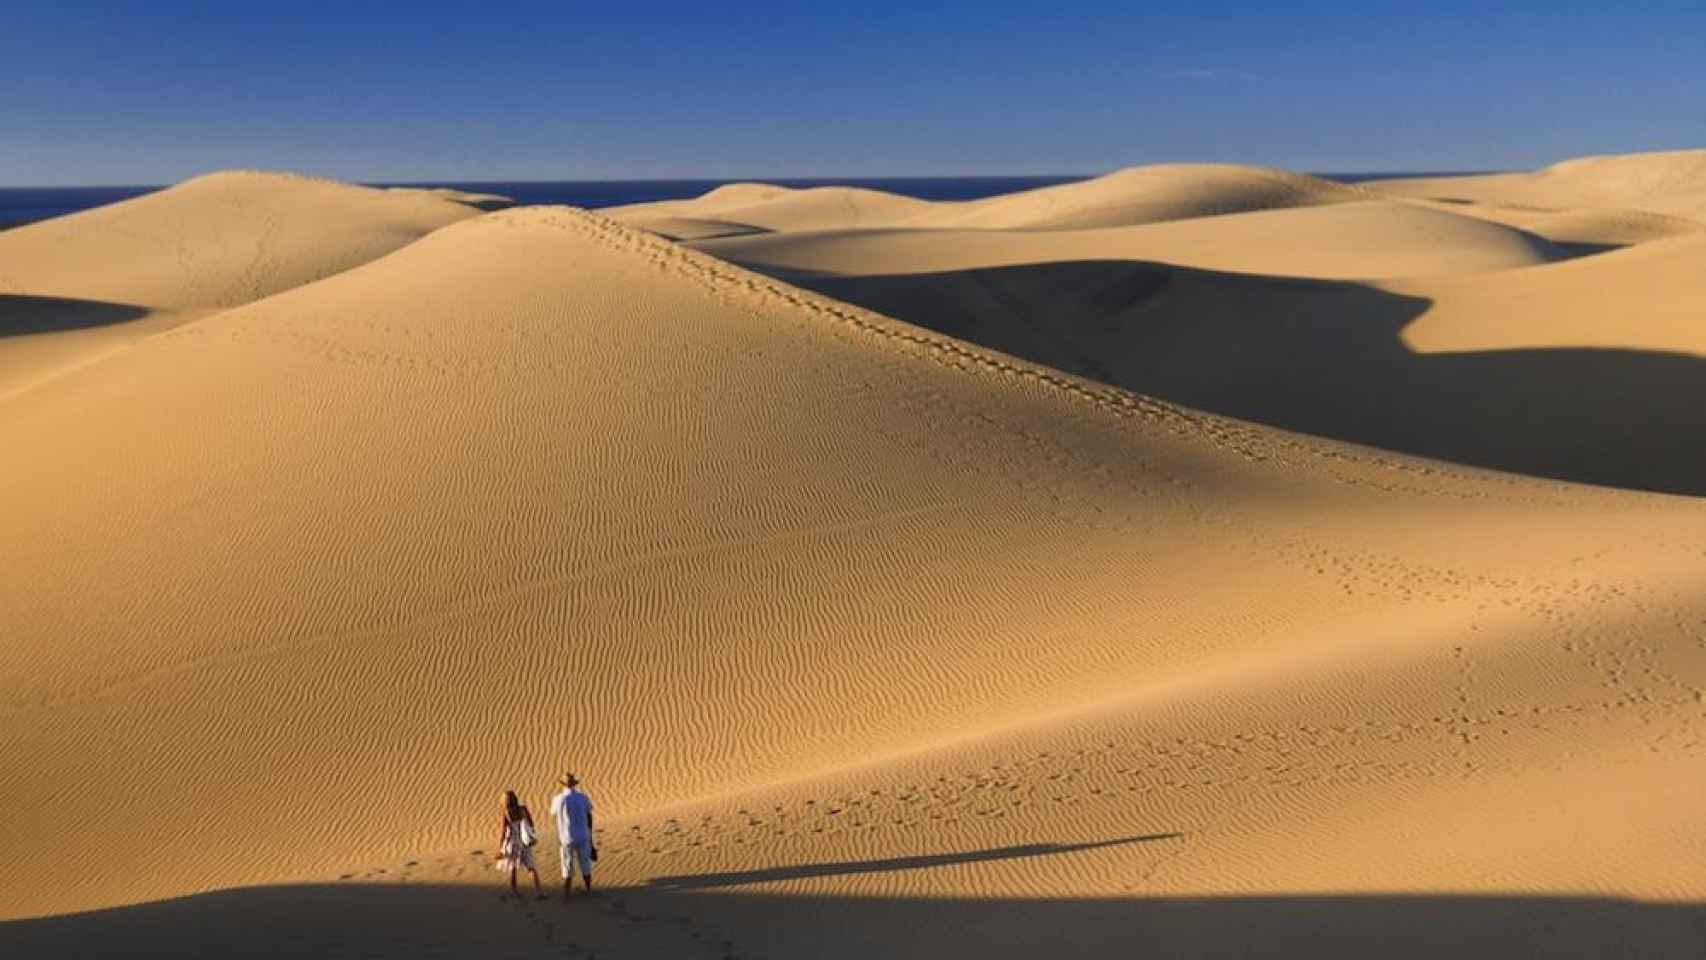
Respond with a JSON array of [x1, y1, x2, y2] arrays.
[[797, 260, 1706, 495], [4, 882, 1703, 960], [0, 294, 179, 398], [0, 294, 149, 338]]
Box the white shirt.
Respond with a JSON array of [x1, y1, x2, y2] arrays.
[[551, 788, 593, 842]]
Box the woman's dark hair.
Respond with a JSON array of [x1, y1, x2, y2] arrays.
[[503, 790, 521, 821]]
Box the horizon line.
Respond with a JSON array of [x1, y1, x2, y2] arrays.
[[0, 169, 1506, 191]]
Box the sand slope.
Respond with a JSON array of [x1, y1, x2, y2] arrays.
[[0, 171, 498, 397], [4, 165, 1706, 958]]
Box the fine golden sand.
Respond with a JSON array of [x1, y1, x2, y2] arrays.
[[3, 152, 1706, 958]]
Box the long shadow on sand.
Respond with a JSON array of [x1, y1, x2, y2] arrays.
[[0, 294, 150, 337], [5, 882, 1703, 959], [802, 261, 1706, 496], [647, 834, 1179, 890]]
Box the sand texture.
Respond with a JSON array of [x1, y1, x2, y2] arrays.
[[3, 153, 1706, 958]]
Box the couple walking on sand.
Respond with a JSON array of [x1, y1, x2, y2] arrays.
[[496, 772, 597, 901]]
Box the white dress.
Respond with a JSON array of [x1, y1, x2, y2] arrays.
[[496, 816, 536, 872]]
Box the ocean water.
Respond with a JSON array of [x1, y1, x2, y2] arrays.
[[0, 172, 1484, 229], [0, 177, 1084, 229], [0, 185, 162, 227]]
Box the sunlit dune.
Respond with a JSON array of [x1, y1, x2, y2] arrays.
[[0, 171, 500, 397]]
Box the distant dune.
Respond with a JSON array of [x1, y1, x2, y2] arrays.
[[0, 170, 498, 311], [901, 163, 1368, 229], [1377, 148, 1706, 222], [642, 157, 1706, 494], [0, 171, 500, 397], [4, 155, 1706, 959], [607, 183, 931, 233], [696, 200, 1566, 280]]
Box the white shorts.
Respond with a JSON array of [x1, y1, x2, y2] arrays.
[[561, 838, 593, 878]]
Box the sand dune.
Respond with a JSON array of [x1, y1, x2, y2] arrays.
[[668, 155, 1706, 495], [4, 161, 1706, 958], [696, 200, 1565, 280], [0, 171, 498, 397], [1392, 231, 1706, 353], [607, 163, 1369, 235], [1377, 149, 1706, 224], [777, 232, 1706, 495], [606, 183, 931, 232], [902, 163, 1368, 229], [0, 170, 497, 310]]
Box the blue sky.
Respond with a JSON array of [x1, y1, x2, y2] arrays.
[[2, 1, 1702, 185]]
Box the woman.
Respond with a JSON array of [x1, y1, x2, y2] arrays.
[[494, 789, 544, 899]]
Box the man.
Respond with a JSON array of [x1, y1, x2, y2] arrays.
[[549, 772, 595, 898]]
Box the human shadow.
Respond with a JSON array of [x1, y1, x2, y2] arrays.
[[5, 881, 1704, 959], [647, 833, 1181, 890], [798, 261, 1706, 496], [0, 294, 150, 338], [677, 890, 1706, 959]]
